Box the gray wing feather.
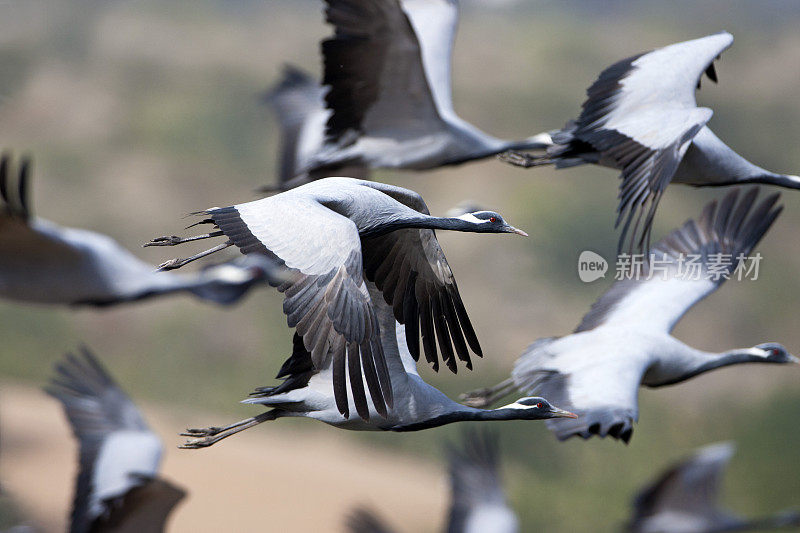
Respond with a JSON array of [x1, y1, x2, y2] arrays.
[[45, 348, 155, 533], [447, 429, 517, 533], [207, 196, 391, 420], [512, 337, 637, 443], [567, 32, 733, 251], [264, 65, 327, 183], [91, 478, 186, 533], [575, 187, 781, 333], [322, 0, 444, 141], [359, 181, 482, 372], [628, 442, 736, 531]]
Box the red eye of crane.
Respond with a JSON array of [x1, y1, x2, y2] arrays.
[[490, 217, 497, 223], [536, 402, 543, 408]]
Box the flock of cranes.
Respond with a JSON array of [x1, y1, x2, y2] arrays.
[[1, 0, 799, 531]]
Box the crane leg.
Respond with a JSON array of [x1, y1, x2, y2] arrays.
[[144, 230, 225, 247], [156, 242, 232, 271], [179, 410, 279, 449]]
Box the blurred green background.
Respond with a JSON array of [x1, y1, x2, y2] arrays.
[[0, 0, 799, 531]]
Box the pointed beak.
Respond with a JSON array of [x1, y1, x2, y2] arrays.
[[550, 406, 578, 419], [508, 226, 529, 237], [789, 354, 800, 364]]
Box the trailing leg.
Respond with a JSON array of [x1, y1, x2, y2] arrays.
[[179, 410, 280, 449]]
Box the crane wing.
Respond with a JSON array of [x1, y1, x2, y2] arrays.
[[570, 32, 733, 251], [46, 348, 162, 533], [447, 429, 518, 533], [359, 180, 482, 373], [629, 442, 736, 530], [512, 337, 643, 443], [321, 0, 448, 142], [207, 195, 392, 420], [575, 188, 781, 334]]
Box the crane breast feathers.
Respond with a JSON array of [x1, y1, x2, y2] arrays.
[[575, 188, 781, 333]]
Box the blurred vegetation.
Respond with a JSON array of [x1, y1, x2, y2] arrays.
[[0, 0, 799, 531]]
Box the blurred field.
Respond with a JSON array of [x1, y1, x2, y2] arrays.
[[0, 1, 799, 531]]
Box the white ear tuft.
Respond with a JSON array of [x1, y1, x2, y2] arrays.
[[456, 213, 489, 224]]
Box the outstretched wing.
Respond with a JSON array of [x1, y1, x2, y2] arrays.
[[45, 348, 162, 532], [321, 0, 450, 142], [571, 32, 733, 251], [206, 194, 392, 420], [629, 442, 736, 530], [447, 429, 518, 533], [359, 180, 482, 373], [575, 187, 781, 334], [512, 337, 641, 443]]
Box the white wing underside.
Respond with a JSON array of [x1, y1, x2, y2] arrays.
[[595, 275, 718, 334], [401, 0, 459, 121]]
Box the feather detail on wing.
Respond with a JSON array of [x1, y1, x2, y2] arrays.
[[45, 348, 161, 532], [321, 0, 444, 142], [575, 187, 781, 334], [359, 181, 482, 373], [207, 197, 392, 420], [569, 32, 733, 251], [511, 337, 638, 443]]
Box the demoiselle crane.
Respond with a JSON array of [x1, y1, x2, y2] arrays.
[[148, 176, 530, 423], [179, 291, 574, 448], [46, 348, 186, 533], [0, 153, 285, 306], [628, 442, 800, 532], [267, 0, 550, 188], [345, 429, 519, 533], [462, 188, 797, 443], [501, 32, 800, 252]]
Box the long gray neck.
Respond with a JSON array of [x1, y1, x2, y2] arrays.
[[747, 172, 800, 189], [392, 406, 530, 432], [649, 347, 768, 387], [676, 127, 800, 187], [360, 213, 485, 238]]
